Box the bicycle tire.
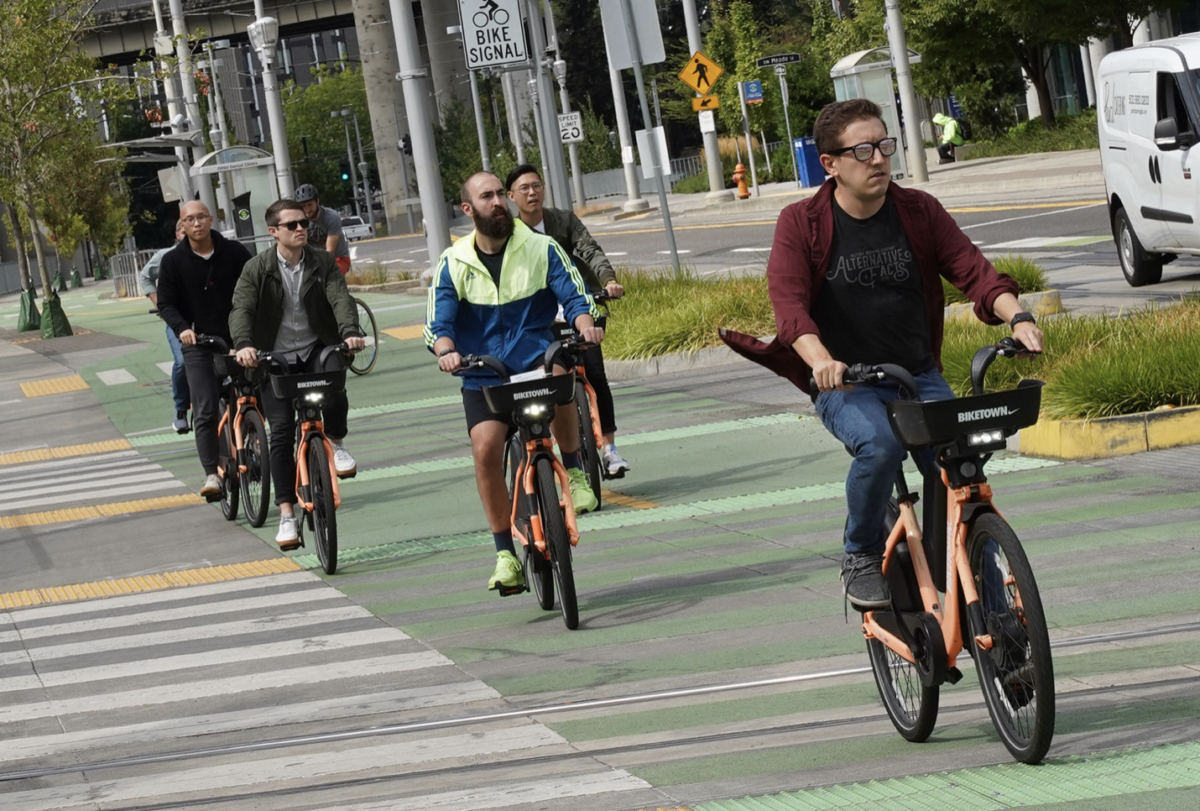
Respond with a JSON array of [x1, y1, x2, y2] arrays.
[[866, 633, 940, 741], [574, 381, 602, 508], [219, 420, 239, 521], [349, 298, 378, 375], [966, 513, 1055, 764], [510, 439, 553, 610], [536, 458, 578, 629], [239, 410, 271, 528], [308, 439, 339, 575]]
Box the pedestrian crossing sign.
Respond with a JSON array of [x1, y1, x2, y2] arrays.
[[692, 94, 719, 111], [680, 51, 723, 96]]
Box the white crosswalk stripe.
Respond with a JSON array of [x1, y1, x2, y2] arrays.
[[0, 571, 656, 810], [0, 450, 187, 513]]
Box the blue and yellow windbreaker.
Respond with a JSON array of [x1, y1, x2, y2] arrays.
[[424, 221, 599, 389]]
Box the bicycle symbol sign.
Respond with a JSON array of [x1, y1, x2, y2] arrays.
[[458, 0, 528, 70]]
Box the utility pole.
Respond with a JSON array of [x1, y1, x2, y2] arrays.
[[150, 0, 194, 202], [349, 110, 376, 231], [336, 112, 362, 218], [607, 55, 646, 212], [166, 0, 218, 217], [884, 0, 928, 183], [387, 0, 450, 266], [202, 40, 235, 225], [737, 81, 760, 197], [681, 0, 732, 203], [543, 3, 586, 208], [469, 70, 492, 173], [525, 0, 571, 210], [616, 0, 680, 274], [501, 71, 527, 164], [248, 0, 295, 197]]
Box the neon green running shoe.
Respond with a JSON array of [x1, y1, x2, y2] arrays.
[[488, 550, 523, 591], [567, 467, 598, 515]]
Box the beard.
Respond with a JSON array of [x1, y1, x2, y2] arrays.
[[473, 204, 514, 240]]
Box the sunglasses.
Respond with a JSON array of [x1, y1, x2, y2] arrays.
[[275, 218, 310, 231], [828, 137, 899, 162]]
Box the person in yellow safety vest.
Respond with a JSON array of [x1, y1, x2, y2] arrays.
[[933, 112, 964, 164]]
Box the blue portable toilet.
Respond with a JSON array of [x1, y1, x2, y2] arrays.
[[794, 138, 825, 188]]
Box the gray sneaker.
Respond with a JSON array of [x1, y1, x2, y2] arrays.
[[602, 445, 631, 479], [199, 474, 222, 499], [841, 551, 891, 611]]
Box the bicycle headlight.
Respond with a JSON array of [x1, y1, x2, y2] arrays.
[[522, 403, 546, 418], [967, 429, 1005, 447], [304, 392, 325, 403]]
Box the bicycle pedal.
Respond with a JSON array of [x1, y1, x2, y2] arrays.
[[203, 492, 222, 503], [494, 583, 529, 597], [277, 540, 301, 552], [336, 469, 357, 479], [602, 469, 625, 480], [945, 667, 963, 685]]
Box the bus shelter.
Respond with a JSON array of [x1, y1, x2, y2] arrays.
[[830, 47, 922, 181], [191, 146, 277, 249]]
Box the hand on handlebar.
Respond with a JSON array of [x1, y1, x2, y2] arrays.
[[602, 281, 624, 299], [236, 347, 259, 367], [179, 329, 197, 346], [1010, 322, 1044, 355], [810, 359, 849, 393], [578, 324, 605, 345], [344, 335, 365, 352], [438, 350, 462, 373]]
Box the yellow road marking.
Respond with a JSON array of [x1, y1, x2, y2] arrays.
[[0, 439, 134, 466], [601, 488, 658, 510], [0, 494, 204, 529], [0, 558, 303, 610], [382, 325, 425, 340], [20, 375, 89, 397], [944, 200, 1104, 213]]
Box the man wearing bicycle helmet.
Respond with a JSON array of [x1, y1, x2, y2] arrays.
[[426, 171, 602, 593], [294, 183, 352, 274], [723, 100, 1044, 611], [229, 198, 365, 549], [505, 164, 632, 479]]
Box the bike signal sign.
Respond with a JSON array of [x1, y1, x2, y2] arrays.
[[679, 51, 723, 96], [458, 0, 528, 70]]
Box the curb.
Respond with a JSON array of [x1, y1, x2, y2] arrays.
[[945, 289, 1064, 320], [1020, 405, 1200, 459], [346, 280, 421, 293], [605, 343, 745, 382]]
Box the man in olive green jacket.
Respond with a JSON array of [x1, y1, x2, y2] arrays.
[[505, 163, 632, 478], [229, 198, 364, 548]]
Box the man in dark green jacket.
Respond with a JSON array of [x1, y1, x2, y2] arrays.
[[505, 164, 632, 478], [229, 198, 364, 548]]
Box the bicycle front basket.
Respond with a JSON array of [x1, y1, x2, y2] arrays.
[[887, 379, 1044, 450], [269, 368, 347, 401], [481, 371, 576, 415]]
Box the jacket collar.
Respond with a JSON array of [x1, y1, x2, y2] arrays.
[[449, 218, 532, 270]]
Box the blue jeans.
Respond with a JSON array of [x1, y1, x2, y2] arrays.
[[815, 368, 955, 554], [166, 324, 190, 413]]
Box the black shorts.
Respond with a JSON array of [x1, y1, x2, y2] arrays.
[[462, 388, 517, 436]]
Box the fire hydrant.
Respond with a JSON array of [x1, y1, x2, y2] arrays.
[[732, 163, 750, 199]]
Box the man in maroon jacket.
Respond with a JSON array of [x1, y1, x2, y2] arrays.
[[742, 99, 1044, 610]]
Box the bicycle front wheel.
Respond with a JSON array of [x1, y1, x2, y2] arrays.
[[867, 633, 940, 742], [239, 409, 271, 528], [966, 513, 1055, 764], [574, 381, 602, 508], [536, 458, 577, 629], [349, 298, 378, 375], [219, 420, 239, 521], [510, 438, 552, 610], [308, 439, 339, 575]]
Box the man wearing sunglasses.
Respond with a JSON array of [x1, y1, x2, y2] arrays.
[[725, 99, 1044, 611], [229, 199, 365, 548]]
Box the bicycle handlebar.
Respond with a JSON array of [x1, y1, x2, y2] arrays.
[[969, 337, 1039, 396], [193, 334, 230, 354], [542, 334, 597, 372], [454, 353, 510, 381], [255, 342, 355, 375]]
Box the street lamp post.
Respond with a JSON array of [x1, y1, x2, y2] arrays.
[[334, 109, 376, 230], [166, 0, 218, 217], [247, 1, 294, 198], [333, 111, 361, 218]]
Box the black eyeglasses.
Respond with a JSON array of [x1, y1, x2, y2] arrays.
[[276, 219, 310, 231], [828, 137, 898, 162]]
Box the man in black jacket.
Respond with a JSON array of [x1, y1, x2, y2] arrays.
[[157, 201, 253, 498], [505, 164, 632, 478], [229, 198, 364, 548]]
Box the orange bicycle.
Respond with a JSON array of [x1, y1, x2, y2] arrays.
[[195, 335, 271, 526], [838, 337, 1055, 764]]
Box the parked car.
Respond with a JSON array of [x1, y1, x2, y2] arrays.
[[1097, 35, 1200, 286], [341, 216, 374, 242]]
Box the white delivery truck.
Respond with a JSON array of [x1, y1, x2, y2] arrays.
[[1097, 35, 1200, 286]]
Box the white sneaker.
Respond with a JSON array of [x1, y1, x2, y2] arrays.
[[199, 474, 222, 498], [332, 442, 357, 478], [275, 515, 299, 550], [602, 445, 631, 479]]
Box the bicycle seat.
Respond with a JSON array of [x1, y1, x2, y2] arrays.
[[887, 380, 1044, 455]]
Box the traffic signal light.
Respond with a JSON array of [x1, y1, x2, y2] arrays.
[[338, 159, 350, 182], [400, 134, 412, 156]]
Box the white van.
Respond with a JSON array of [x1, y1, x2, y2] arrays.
[[1097, 35, 1200, 286]]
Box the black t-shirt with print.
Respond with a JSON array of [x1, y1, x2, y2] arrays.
[[813, 195, 934, 373], [475, 240, 506, 288]]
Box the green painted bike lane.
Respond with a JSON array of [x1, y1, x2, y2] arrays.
[[23, 285, 1200, 809]]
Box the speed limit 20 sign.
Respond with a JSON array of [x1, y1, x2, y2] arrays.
[[558, 111, 584, 143]]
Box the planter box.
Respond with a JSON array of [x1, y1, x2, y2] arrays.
[[945, 289, 1063, 320], [1020, 405, 1200, 459], [346, 279, 421, 293]]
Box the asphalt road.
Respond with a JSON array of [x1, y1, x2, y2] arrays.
[[2, 181, 1199, 809]]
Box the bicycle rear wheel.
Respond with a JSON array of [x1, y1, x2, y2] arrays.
[[867, 631, 940, 742], [349, 298, 378, 375], [308, 439, 339, 575], [536, 458, 577, 629], [239, 410, 271, 528], [219, 420, 239, 521], [966, 513, 1054, 764], [574, 380, 602, 508]]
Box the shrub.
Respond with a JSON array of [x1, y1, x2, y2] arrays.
[[942, 255, 1049, 304], [964, 109, 1099, 161]]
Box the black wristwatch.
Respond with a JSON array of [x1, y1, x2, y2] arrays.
[[1009, 312, 1036, 329], [438, 347, 457, 357]]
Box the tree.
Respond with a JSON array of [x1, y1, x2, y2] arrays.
[[282, 66, 371, 210]]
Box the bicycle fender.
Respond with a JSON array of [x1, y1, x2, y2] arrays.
[[960, 502, 996, 527]]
